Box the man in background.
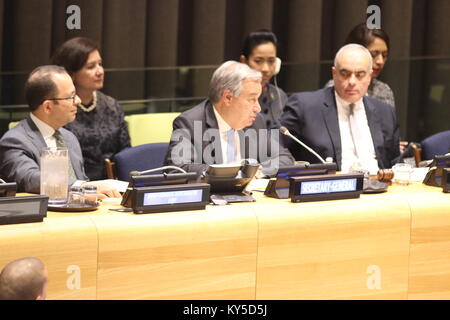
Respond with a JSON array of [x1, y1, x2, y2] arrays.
[[165, 60, 294, 176], [280, 44, 400, 174], [0, 65, 120, 197]]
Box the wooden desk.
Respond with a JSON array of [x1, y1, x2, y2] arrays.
[[90, 206, 258, 299], [0, 215, 98, 299], [1, 183, 449, 299], [252, 193, 411, 299]]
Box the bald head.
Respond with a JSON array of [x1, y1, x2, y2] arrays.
[[334, 43, 373, 70], [331, 44, 373, 103], [0, 257, 48, 300]]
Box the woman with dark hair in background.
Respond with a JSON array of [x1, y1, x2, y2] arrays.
[[326, 23, 395, 108], [240, 29, 288, 128], [51, 37, 130, 180]]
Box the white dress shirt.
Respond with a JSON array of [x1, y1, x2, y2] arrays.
[[334, 93, 379, 174], [212, 106, 242, 164]]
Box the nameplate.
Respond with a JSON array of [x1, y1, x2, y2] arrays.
[[289, 173, 364, 203], [131, 183, 210, 214]]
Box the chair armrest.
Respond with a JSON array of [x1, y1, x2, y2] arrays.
[[104, 158, 117, 179]]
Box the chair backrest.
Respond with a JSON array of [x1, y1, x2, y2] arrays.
[[113, 142, 169, 181], [8, 121, 19, 130], [421, 130, 450, 161], [125, 112, 180, 146]]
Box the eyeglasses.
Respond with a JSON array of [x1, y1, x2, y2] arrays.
[[46, 94, 77, 104]]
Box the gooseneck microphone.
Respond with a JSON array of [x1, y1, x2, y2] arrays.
[[130, 165, 187, 177], [279, 126, 327, 164]]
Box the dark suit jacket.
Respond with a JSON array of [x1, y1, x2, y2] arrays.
[[0, 116, 88, 193], [164, 100, 294, 176], [279, 87, 400, 170]]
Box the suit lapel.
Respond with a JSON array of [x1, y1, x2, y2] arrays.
[[204, 101, 223, 164], [363, 97, 384, 165], [24, 117, 48, 165], [321, 88, 342, 168]]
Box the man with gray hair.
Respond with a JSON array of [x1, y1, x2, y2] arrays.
[[165, 61, 294, 175], [0, 257, 48, 300], [280, 44, 400, 173]]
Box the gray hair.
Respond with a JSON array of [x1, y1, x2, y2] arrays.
[[208, 61, 262, 104], [334, 43, 373, 71]]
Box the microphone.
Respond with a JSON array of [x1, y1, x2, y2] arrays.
[[130, 165, 187, 177], [279, 126, 327, 164]]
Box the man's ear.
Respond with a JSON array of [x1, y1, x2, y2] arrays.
[[222, 89, 233, 105], [42, 100, 53, 114], [331, 66, 337, 78]]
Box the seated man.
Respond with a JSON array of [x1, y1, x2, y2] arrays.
[[0, 65, 120, 198], [280, 44, 400, 174], [165, 60, 294, 176], [0, 257, 48, 300]]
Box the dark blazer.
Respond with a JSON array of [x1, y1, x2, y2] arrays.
[[0, 116, 88, 193], [164, 100, 295, 176], [279, 87, 400, 170]]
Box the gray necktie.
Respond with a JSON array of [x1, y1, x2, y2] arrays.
[[53, 130, 77, 181], [348, 103, 364, 158]]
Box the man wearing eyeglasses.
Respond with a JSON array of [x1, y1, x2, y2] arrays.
[[0, 65, 120, 197], [279, 43, 400, 174]]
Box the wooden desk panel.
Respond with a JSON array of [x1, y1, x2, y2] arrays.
[[254, 196, 411, 299], [0, 215, 98, 300], [92, 205, 258, 299], [408, 189, 450, 299]]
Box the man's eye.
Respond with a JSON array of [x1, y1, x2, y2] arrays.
[[356, 71, 366, 78], [339, 70, 350, 78]]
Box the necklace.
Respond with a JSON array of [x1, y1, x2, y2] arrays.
[[79, 91, 97, 112]]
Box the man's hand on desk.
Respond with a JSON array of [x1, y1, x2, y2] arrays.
[[84, 182, 122, 199]]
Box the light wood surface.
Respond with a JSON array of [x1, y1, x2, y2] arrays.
[[0, 215, 98, 300], [91, 205, 258, 299], [2, 182, 449, 300], [253, 195, 411, 299]]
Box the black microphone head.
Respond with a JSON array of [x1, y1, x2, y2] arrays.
[[279, 126, 289, 135], [129, 170, 140, 176]]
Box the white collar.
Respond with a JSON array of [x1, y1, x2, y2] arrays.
[[29, 113, 56, 139], [334, 92, 364, 114], [212, 105, 232, 134]]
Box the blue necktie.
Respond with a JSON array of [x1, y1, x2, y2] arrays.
[[226, 129, 237, 163]]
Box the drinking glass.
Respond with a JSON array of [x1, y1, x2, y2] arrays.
[[40, 147, 69, 205]]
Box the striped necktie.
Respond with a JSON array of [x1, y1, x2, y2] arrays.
[[53, 130, 77, 181]]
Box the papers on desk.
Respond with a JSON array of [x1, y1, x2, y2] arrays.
[[246, 178, 270, 192], [94, 179, 129, 193], [410, 168, 429, 182]]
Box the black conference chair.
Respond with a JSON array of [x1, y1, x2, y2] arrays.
[[411, 130, 450, 165], [105, 142, 169, 181]]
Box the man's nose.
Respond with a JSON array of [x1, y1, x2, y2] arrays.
[[255, 100, 261, 113], [348, 73, 357, 85]]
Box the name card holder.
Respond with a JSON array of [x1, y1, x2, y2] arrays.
[[289, 173, 364, 203]]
